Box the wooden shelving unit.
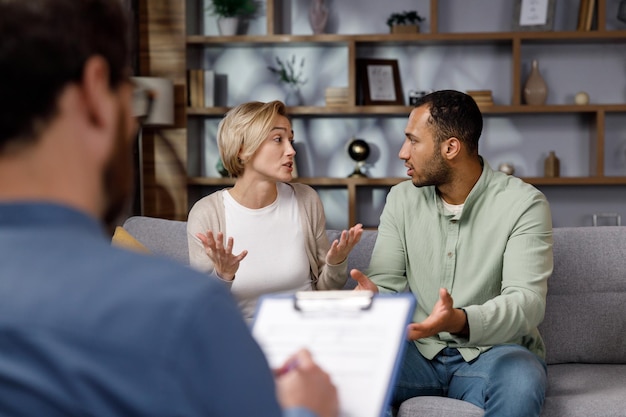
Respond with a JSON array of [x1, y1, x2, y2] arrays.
[[136, 0, 626, 222]]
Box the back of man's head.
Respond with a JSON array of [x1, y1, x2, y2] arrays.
[[0, 0, 130, 154]]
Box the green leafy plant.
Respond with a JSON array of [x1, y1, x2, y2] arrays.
[[386, 10, 425, 27], [207, 0, 258, 18], [267, 55, 307, 87]]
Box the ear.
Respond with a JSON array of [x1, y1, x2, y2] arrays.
[[79, 56, 117, 161], [81, 56, 116, 132], [441, 137, 461, 160]]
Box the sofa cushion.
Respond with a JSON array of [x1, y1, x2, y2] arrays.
[[539, 227, 626, 364], [398, 396, 484, 417], [122, 216, 188, 264], [326, 229, 378, 289], [541, 364, 626, 417]]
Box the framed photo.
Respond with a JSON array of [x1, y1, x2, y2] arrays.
[[512, 0, 556, 31], [357, 59, 404, 105]]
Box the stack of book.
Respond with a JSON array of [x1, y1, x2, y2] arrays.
[[466, 90, 494, 106], [325, 87, 349, 107], [187, 69, 214, 108]]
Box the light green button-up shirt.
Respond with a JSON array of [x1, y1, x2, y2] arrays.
[[368, 160, 553, 362]]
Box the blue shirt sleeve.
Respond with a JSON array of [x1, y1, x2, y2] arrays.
[[283, 407, 319, 417]]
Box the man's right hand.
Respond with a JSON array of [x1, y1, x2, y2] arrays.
[[350, 269, 379, 293], [275, 349, 338, 417]]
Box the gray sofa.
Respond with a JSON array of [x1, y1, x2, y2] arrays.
[[122, 216, 626, 417]]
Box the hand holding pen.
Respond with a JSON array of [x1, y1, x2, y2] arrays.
[[275, 349, 339, 417]]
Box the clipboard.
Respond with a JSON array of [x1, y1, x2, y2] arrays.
[[251, 290, 416, 417]]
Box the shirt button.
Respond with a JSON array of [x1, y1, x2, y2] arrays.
[[451, 220, 458, 224], [447, 252, 453, 258]]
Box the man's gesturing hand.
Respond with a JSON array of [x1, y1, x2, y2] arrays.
[[406, 288, 468, 341]]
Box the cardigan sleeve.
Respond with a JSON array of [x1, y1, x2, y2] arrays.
[[186, 192, 223, 276], [292, 184, 347, 290]]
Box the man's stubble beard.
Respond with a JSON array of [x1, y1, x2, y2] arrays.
[[102, 105, 134, 236], [411, 146, 452, 189]]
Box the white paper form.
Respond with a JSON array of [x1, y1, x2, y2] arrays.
[[252, 291, 416, 417]]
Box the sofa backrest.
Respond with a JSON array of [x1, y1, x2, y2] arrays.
[[121, 217, 377, 289], [540, 226, 626, 365], [123, 216, 188, 264], [122, 216, 626, 364], [326, 229, 378, 290]]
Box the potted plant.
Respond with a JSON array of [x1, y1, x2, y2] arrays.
[[267, 55, 308, 106], [386, 10, 425, 34], [207, 0, 258, 36]]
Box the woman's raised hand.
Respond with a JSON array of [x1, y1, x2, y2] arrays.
[[196, 231, 248, 281]]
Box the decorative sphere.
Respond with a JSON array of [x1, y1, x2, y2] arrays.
[[348, 139, 370, 162], [574, 91, 589, 105], [498, 162, 515, 175]]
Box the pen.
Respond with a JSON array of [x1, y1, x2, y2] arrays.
[[275, 358, 299, 377]]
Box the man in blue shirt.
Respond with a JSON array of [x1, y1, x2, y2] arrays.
[[0, 1, 337, 416]]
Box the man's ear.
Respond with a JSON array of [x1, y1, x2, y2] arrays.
[[81, 56, 114, 130], [442, 137, 461, 160]]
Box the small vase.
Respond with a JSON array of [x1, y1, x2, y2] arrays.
[[285, 85, 303, 106], [544, 151, 560, 178], [308, 0, 329, 34], [523, 59, 548, 105], [217, 17, 239, 36]]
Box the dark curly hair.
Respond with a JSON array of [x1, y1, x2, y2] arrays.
[[412, 90, 483, 155]]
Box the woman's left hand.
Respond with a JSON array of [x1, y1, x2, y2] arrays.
[[326, 223, 363, 265]]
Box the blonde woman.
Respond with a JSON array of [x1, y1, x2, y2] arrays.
[[187, 100, 363, 319]]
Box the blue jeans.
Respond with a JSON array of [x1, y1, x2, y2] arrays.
[[390, 342, 547, 417]]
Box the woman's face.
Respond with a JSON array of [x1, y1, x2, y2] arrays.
[[244, 114, 296, 183]]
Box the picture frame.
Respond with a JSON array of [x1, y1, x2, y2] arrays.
[[356, 59, 404, 105], [512, 0, 556, 31]]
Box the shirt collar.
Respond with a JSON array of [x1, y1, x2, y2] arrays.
[[0, 202, 106, 238]]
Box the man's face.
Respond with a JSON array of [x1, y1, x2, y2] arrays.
[[398, 105, 451, 188], [102, 83, 137, 232]]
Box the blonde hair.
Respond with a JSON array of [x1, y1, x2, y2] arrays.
[[217, 100, 288, 178]]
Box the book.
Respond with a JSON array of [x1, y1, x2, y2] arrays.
[[584, 0, 596, 31], [196, 69, 204, 108], [577, 0, 589, 31], [203, 70, 215, 107], [187, 70, 197, 108]]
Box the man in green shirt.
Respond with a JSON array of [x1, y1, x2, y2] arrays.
[[353, 90, 553, 417]]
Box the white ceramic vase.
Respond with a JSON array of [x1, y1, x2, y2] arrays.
[[285, 85, 303, 106], [217, 17, 239, 36]]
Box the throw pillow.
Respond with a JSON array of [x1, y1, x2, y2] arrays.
[[112, 226, 151, 254]]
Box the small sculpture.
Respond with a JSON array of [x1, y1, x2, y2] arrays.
[[347, 138, 370, 178], [574, 91, 589, 105], [308, 0, 329, 35]]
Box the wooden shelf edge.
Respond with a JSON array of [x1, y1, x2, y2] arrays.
[[523, 177, 626, 186], [187, 104, 626, 117], [188, 176, 626, 187], [187, 177, 408, 186], [186, 30, 626, 45]]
